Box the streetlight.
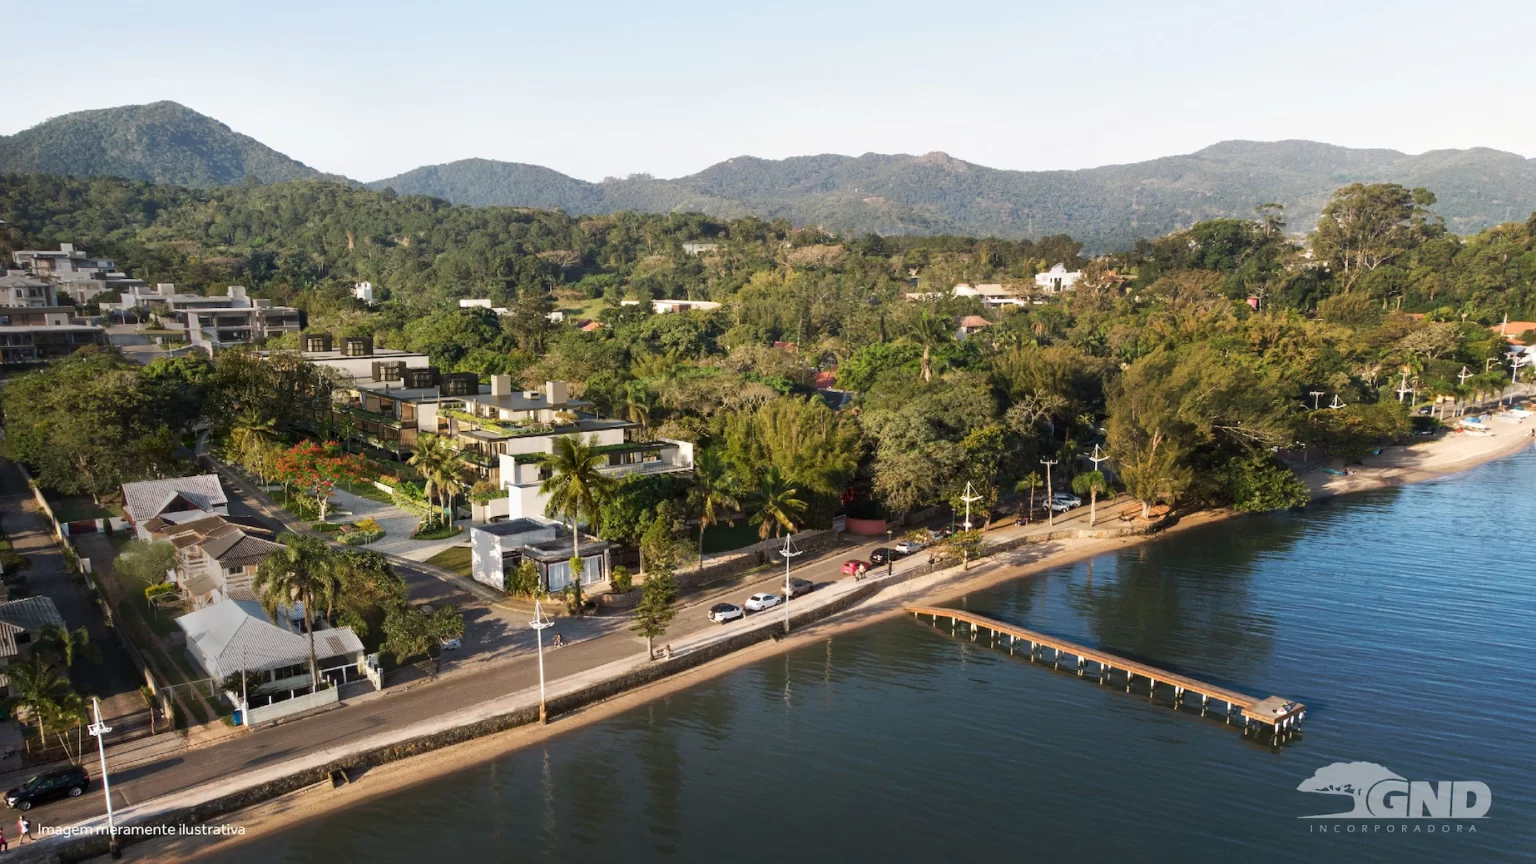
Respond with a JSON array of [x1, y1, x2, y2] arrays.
[[1309, 391, 1325, 410], [779, 534, 802, 634], [87, 698, 120, 859], [885, 527, 893, 576], [1040, 458, 1058, 526], [1328, 394, 1346, 410], [530, 598, 552, 722], [958, 481, 982, 532]]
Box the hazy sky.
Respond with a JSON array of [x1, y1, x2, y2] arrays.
[[8, 0, 1533, 182]]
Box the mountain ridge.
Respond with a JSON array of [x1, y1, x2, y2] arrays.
[[6, 102, 1536, 249]]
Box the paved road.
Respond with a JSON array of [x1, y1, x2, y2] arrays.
[[21, 494, 1130, 828], [0, 463, 146, 724]]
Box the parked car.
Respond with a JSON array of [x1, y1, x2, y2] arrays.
[[6, 766, 88, 811], [868, 548, 895, 565], [840, 560, 870, 576], [744, 592, 781, 612], [708, 603, 744, 624], [439, 636, 462, 650], [1047, 493, 1082, 512], [788, 577, 815, 597], [894, 537, 927, 555]]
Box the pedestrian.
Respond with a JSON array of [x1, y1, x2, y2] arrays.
[[17, 817, 30, 844], [1, 827, 9, 851], [663, 644, 672, 659]]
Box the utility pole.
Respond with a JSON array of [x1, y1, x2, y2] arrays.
[[1309, 390, 1324, 410], [1395, 370, 1411, 403], [88, 698, 120, 859], [780, 534, 802, 633], [1040, 458, 1057, 526]]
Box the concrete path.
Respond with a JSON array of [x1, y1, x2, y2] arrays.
[[324, 487, 467, 562]]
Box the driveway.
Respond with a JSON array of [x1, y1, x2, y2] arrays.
[[325, 488, 469, 563]]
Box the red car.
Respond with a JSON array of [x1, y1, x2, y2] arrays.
[[840, 560, 870, 576]]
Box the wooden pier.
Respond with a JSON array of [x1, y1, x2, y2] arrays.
[[907, 606, 1306, 737]]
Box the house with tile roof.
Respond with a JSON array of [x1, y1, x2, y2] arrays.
[[177, 600, 365, 690], [151, 515, 282, 608], [0, 597, 67, 691], [121, 475, 228, 540]]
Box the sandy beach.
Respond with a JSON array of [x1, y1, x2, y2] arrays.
[[111, 419, 1535, 863]]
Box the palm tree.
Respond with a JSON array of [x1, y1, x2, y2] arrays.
[[37, 625, 99, 669], [1016, 472, 1042, 516], [254, 534, 338, 690], [2, 660, 73, 750], [908, 310, 953, 383], [1071, 470, 1111, 526], [409, 433, 465, 528], [688, 449, 742, 571], [616, 381, 655, 441], [540, 435, 615, 565], [229, 410, 277, 468], [749, 467, 807, 540]]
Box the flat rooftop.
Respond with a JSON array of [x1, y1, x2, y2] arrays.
[[478, 518, 556, 537], [461, 391, 594, 413]]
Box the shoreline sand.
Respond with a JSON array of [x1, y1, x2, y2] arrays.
[[108, 424, 1536, 863]]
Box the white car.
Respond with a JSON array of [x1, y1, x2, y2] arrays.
[[708, 603, 744, 624], [439, 636, 462, 650], [744, 592, 781, 612], [1048, 493, 1082, 512], [894, 537, 928, 555]]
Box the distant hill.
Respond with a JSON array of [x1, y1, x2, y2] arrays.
[[371, 143, 1536, 249], [8, 102, 1536, 248], [0, 101, 343, 187]]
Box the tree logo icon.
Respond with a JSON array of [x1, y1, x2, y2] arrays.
[[1297, 762, 1492, 819]]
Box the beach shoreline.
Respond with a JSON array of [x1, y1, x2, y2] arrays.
[[105, 423, 1535, 863]]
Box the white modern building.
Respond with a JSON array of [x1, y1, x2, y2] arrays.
[[469, 517, 613, 594], [1035, 264, 1082, 293], [652, 299, 721, 314], [187, 303, 302, 351], [353, 281, 375, 304], [10, 244, 147, 304], [0, 306, 107, 364]]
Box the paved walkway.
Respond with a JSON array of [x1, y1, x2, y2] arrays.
[[324, 487, 468, 562]]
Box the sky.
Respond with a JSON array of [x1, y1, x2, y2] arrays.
[[8, 0, 1535, 183]]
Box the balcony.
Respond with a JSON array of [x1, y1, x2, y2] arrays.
[[443, 409, 554, 439]]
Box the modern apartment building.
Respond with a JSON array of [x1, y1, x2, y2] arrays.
[[0, 306, 108, 364], [11, 243, 148, 304]]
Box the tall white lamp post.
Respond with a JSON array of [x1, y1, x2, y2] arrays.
[[959, 481, 982, 532], [530, 599, 552, 722], [780, 534, 802, 634], [1040, 459, 1057, 526], [87, 697, 120, 859]]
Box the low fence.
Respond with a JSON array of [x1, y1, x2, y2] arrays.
[[244, 686, 339, 727]]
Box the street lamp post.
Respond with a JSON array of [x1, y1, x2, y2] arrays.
[[779, 535, 802, 633], [1040, 458, 1058, 526], [87, 698, 120, 859], [1328, 394, 1346, 410], [885, 528, 893, 576], [1309, 391, 1324, 410], [530, 599, 552, 722], [959, 481, 981, 532]]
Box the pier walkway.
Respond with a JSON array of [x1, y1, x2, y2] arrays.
[[907, 606, 1306, 736]]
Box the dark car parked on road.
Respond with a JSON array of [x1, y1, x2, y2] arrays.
[[869, 548, 896, 565], [6, 766, 89, 811]]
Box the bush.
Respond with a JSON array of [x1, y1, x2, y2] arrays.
[[0, 550, 31, 575], [504, 560, 540, 597], [340, 517, 385, 545], [312, 522, 342, 533], [610, 565, 633, 593], [144, 582, 178, 602]]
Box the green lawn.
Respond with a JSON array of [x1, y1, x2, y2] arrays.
[[413, 521, 463, 541], [46, 495, 122, 523], [425, 545, 474, 578], [339, 478, 392, 504], [692, 519, 762, 554]]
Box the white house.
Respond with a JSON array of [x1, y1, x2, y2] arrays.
[[1035, 264, 1082, 293], [353, 282, 375, 304], [469, 518, 612, 593], [121, 475, 229, 540], [177, 599, 364, 686], [652, 299, 721, 314]]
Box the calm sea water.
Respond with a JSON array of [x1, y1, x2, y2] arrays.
[[228, 449, 1536, 863]]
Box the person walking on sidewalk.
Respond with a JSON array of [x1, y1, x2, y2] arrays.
[[17, 817, 31, 844]]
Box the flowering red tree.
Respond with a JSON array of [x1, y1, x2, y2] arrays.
[[275, 441, 372, 521]]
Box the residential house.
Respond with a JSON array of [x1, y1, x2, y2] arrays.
[[353, 282, 375, 304], [652, 299, 721, 314], [0, 597, 67, 694], [0, 272, 56, 307], [433, 376, 691, 512], [10, 244, 147, 304], [0, 306, 107, 364], [149, 515, 282, 608], [187, 303, 302, 351], [681, 241, 719, 255], [121, 474, 229, 540], [1035, 263, 1082, 293], [459, 298, 563, 323], [177, 599, 365, 691], [956, 315, 995, 338], [953, 283, 1027, 308], [469, 518, 612, 593]]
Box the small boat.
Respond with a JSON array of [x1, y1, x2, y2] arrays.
[[1321, 468, 1347, 476]]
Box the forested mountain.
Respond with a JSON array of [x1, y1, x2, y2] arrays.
[[6, 102, 1536, 250], [372, 144, 1536, 249], [0, 102, 344, 187]]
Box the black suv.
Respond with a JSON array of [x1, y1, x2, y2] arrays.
[[869, 548, 896, 565], [6, 765, 89, 810]]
